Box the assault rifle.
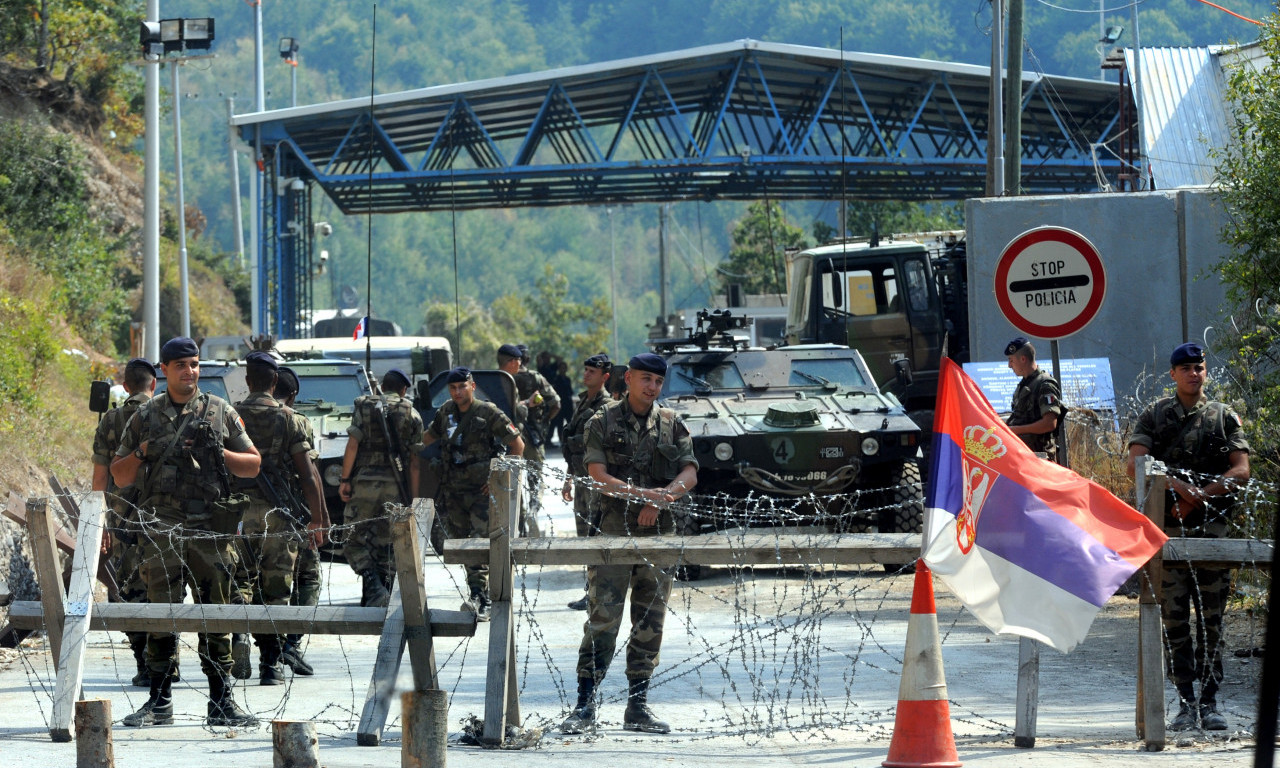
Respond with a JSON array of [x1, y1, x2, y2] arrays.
[[256, 461, 312, 528], [374, 398, 412, 505]]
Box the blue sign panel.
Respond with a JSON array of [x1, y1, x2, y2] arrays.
[[963, 358, 1116, 413]]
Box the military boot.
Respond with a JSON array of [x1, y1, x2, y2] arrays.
[[1200, 702, 1228, 731], [231, 633, 253, 680], [623, 677, 670, 734], [129, 640, 149, 687], [362, 570, 391, 608], [206, 673, 259, 728], [259, 642, 287, 686], [281, 637, 315, 676], [122, 674, 174, 727], [559, 677, 597, 734], [1169, 701, 1197, 730], [470, 588, 492, 622]]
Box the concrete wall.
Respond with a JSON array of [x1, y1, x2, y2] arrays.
[[965, 189, 1232, 413]]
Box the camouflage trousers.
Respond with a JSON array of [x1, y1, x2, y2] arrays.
[[139, 528, 236, 678], [239, 497, 301, 660], [523, 449, 545, 536], [1161, 520, 1232, 704], [571, 478, 601, 538], [575, 509, 673, 683], [344, 473, 401, 583], [291, 542, 322, 608], [438, 484, 490, 594]]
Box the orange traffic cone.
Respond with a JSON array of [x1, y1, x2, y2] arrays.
[[883, 559, 961, 768]]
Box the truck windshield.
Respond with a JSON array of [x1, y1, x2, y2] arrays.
[[293, 374, 365, 406], [662, 361, 745, 396], [785, 254, 813, 338]]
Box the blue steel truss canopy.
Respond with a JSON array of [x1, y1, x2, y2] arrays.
[[234, 40, 1125, 214]]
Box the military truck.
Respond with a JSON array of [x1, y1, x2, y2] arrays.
[[784, 232, 968, 433], [654, 310, 924, 549]]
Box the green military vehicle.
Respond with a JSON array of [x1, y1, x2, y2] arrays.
[[784, 232, 969, 435], [655, 311, 924, 550]]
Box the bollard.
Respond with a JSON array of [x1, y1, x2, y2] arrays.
[[402, 689, 448, 768], [272, 720, 319, 768], [75, 699, 113, 768]]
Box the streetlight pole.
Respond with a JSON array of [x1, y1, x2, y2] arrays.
[[171, 60, 190, 337], [143, 0, 161, 360]]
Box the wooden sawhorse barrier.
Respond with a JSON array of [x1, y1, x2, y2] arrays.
[[7, 493, 476, 744]]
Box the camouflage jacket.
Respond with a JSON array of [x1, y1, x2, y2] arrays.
[[1007, 368, 1064, 455], [583, 399, 697, 519], [563, 388, 610, 476], [514, 366, 559, 444], [1130, 394, 1250, 526], [349, 392, 425, 476], [92, 392, 150, 494], [116, 388, 253, 524], [235, 391, 311, 501], [427, 398, 521, 489]]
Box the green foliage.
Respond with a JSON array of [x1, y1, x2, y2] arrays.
[[720, 201, 807, 296], [0, 293, 60, 416], [1212, 17, 1280, 487]]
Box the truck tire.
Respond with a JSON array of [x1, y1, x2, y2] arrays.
[[907, 409, 935, 480], [877, 460, 924, 534]]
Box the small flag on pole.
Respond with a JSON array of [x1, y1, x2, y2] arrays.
[[922, 358, 1167, 653], [352, 316, 369, 340]]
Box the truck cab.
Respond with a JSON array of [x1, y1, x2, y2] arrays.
[[785, 233, 968, 413]]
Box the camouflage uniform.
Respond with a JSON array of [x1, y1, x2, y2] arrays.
[[514, 365, 560, 530], [1006, 368, 1064, 455], [564, 388, 610, 537], [289, 412, 323, 615], [92, 392, 174, 673], [116, 388, 252, 680], [576, 399, 697, 684], [1130, 395, 1249, 709], [234, 391, 310, 668], [426, 398, 521, 594], [345, 391, 424, 586]]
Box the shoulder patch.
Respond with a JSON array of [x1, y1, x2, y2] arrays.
[[505, 423, 520, 437]]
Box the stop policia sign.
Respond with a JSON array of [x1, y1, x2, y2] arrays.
[[994, 226, 1106, 340]]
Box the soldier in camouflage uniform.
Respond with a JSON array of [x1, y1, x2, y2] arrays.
[[276, 366, 326, 676], [561, 353, 697, 736], [423, 367, 523, 621], [1003, 337, 1065, 457], [111, 337, 262, 728], [1127, 342, 1250, 732], [91, 357, 180, 687], [339, 369, 423, 608], [234, 352, 326, 685], [560, 354, 611, 611], [497, 344, 559, 535]]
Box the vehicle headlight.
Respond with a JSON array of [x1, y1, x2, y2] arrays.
[[861, 437, 879, 456], [323, 464, 344, 487], [714, 442, 734, 461]]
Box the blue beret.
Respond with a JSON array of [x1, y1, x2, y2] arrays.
[[385, 368, 412, 388], [125, 357, 157, 378], [1170, 342, 1205, 367], [445, 366, 473, 384], [584, 353, 611, 370], [244, 350, 278, 371], [628, 353, 667, 375], [160, 336, 199, 363], [1003, 337, 1030, 356], [497, 343, 522, 359]]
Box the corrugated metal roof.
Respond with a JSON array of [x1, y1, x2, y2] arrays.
[[1126, 46, 1231, 189]]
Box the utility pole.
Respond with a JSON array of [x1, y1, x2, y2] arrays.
[[171, 61, 190, 337], [143, 0, 161, 360], [226, 95, 245, 269], [986, 0, 1004, 197], [1004, 0, 1024, 195], [250, 0, 265, 333]]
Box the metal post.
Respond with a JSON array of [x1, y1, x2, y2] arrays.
[[251, 0, 265, 334], [1130, 1, 1148, 189], [658, 204, 668, 324], [986, 0, 1004, 197], [608, 207, 619, 361], [1004, 0, 1024, 196], [291, 59, 297, 108], [143, 0, 161, 361], [226, 96, 245, 270], [171, 62, 190, 337]]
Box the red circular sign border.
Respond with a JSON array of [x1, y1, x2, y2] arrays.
[[994, 226, 1106, 340]]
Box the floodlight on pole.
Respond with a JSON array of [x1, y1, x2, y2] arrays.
[[139, 17, 215, 54], [279, 37, 299, 107]]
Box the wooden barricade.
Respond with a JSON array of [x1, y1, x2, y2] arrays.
[[8, 494, 475, 745]]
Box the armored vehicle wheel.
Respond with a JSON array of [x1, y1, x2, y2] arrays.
[[876, 460, 924, 534], [907, 409, 935, 478]]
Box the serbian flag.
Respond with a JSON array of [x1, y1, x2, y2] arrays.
[[921, 358, 1167, 653], [352, 316, 369, 340]]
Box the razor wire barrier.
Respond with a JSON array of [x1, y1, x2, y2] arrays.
[[0, 449, 1273, 754]]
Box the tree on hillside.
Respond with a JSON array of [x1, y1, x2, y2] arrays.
[[1211, 16, 1280, 481], [811, 200, 963, 244], [718, 201, 806, 297]]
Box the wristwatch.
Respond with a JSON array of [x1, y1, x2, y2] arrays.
[[133, 447, 146, 461]]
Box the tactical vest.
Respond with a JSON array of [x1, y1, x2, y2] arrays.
[[1147, 396, 1241, 527], [599, 401, 680, 489], [354, 393, 416, 473], [235, 392, 293, 497], [438, 399, 507, 488], [564, 389, 609, 475], [135, 391, 232, 522], [96, 394, 147, 495], [1009, 369, 1062, 454]]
